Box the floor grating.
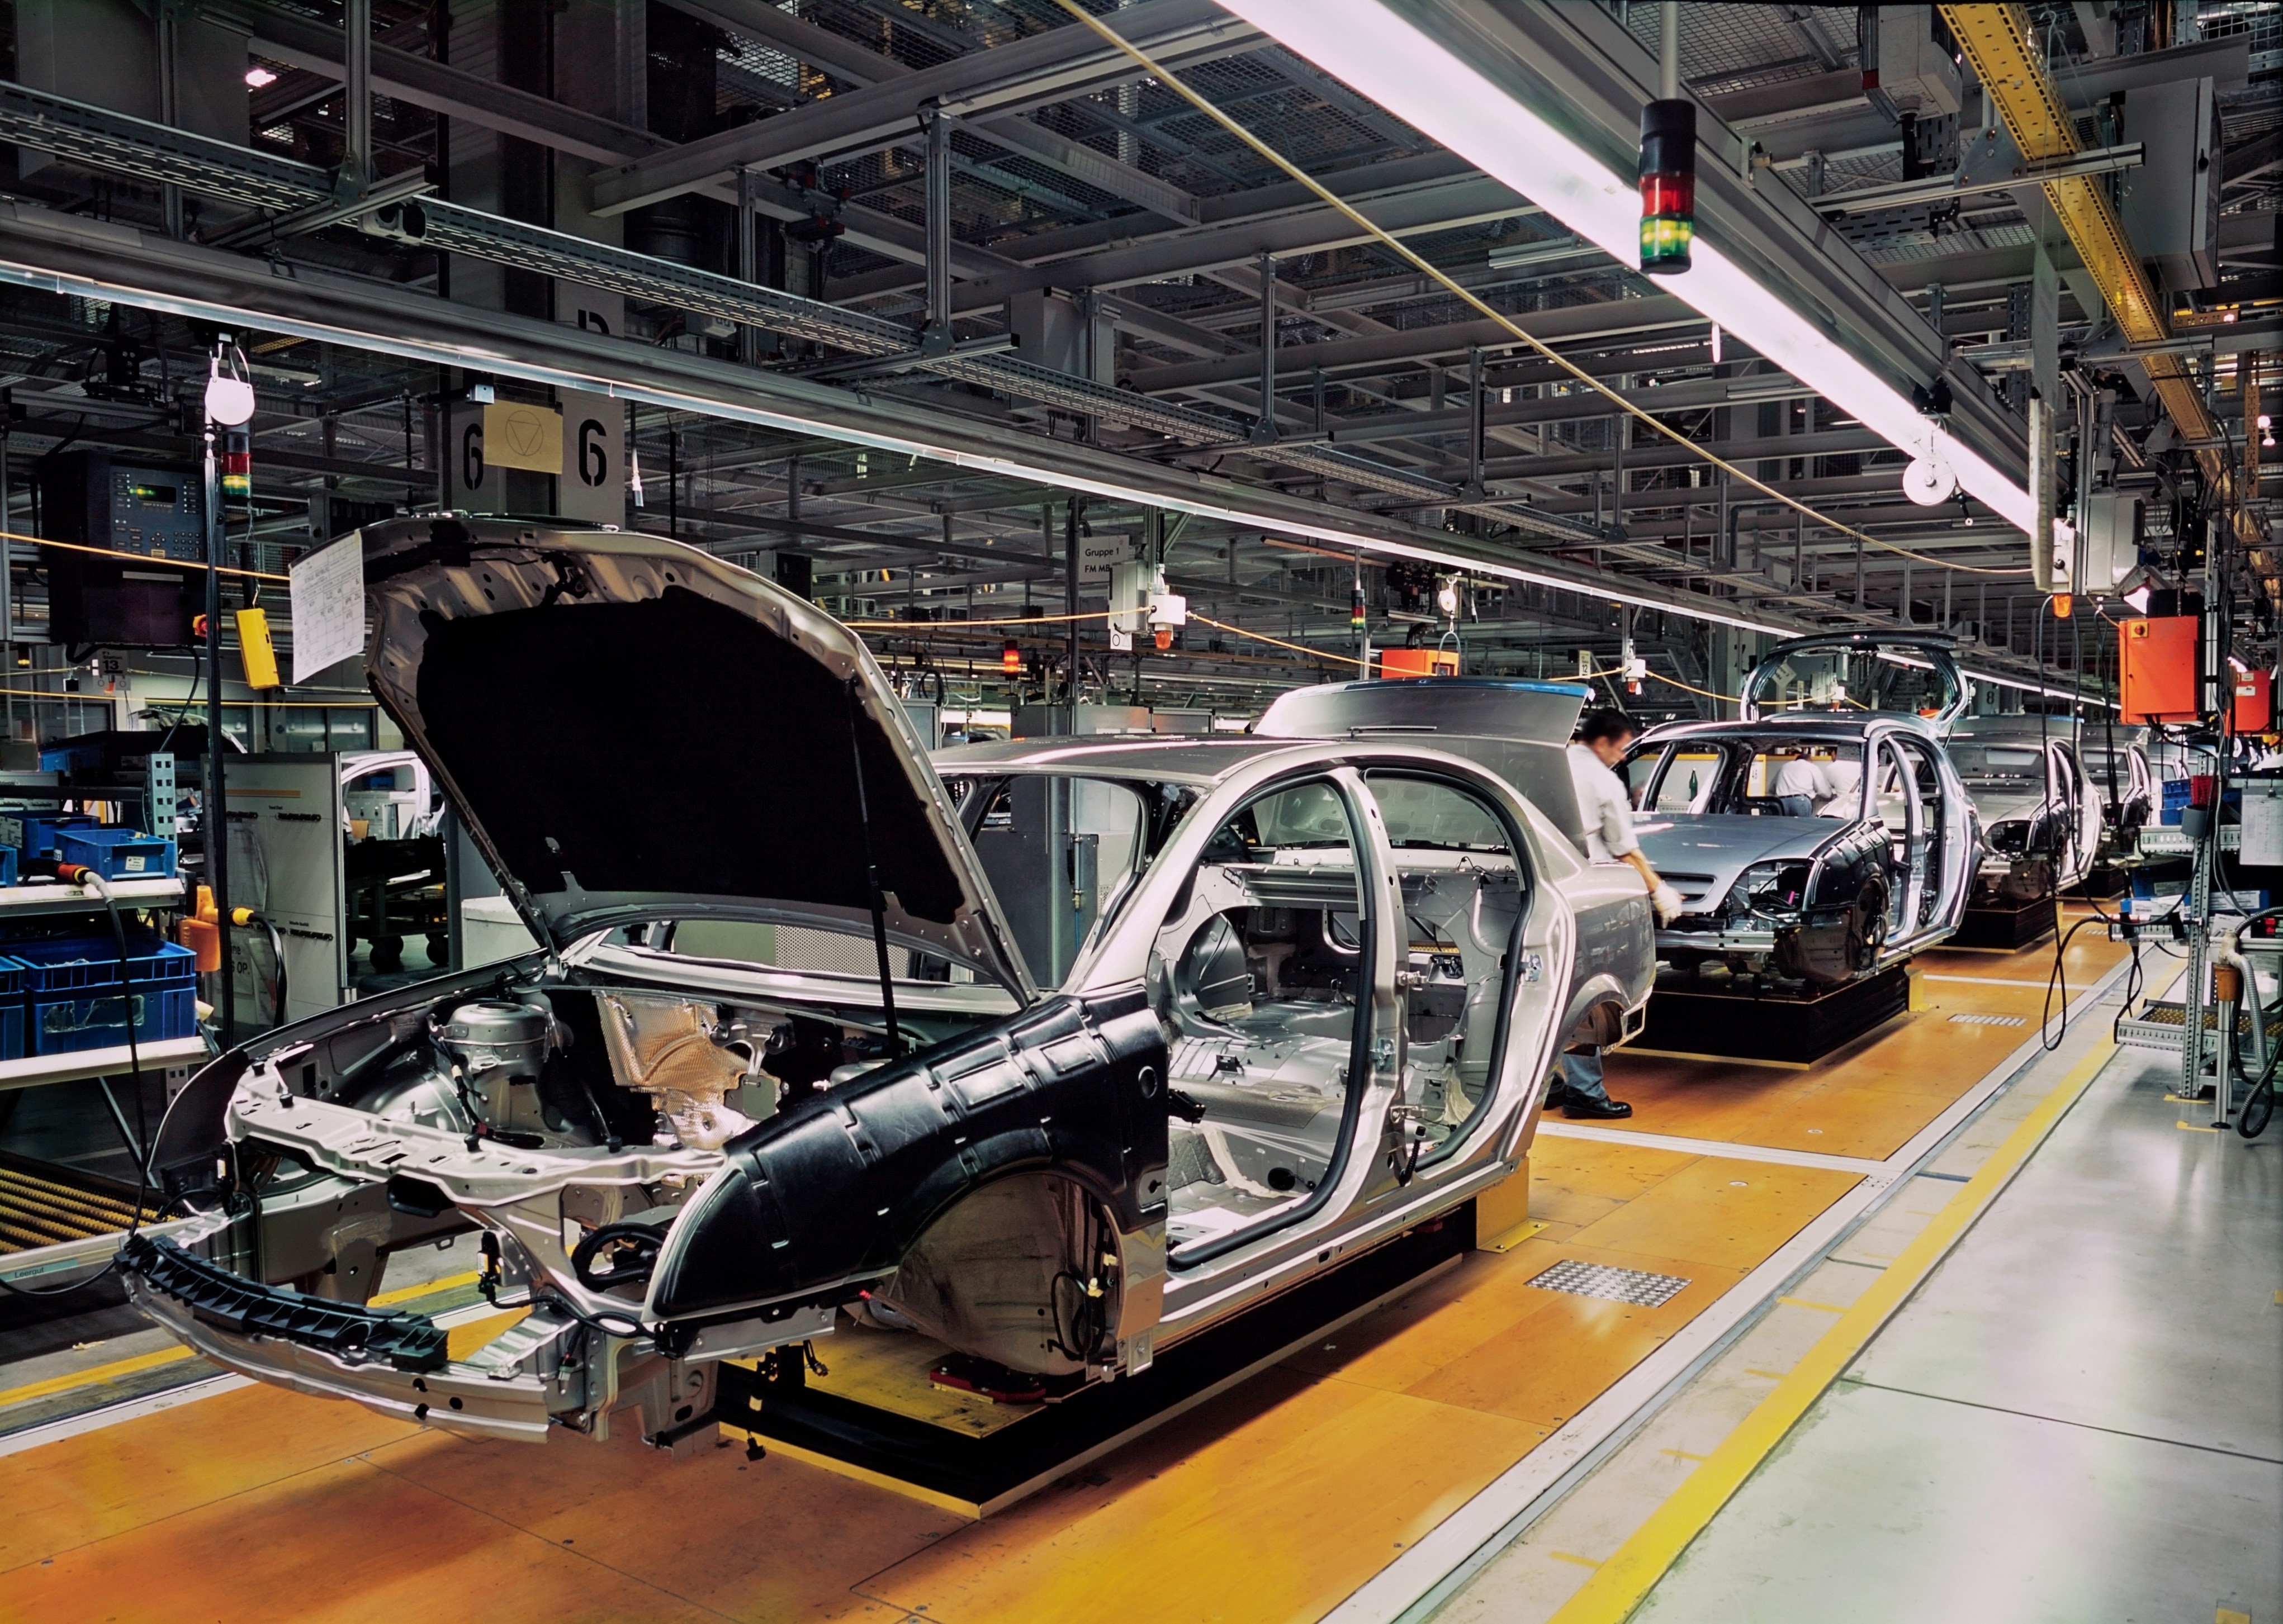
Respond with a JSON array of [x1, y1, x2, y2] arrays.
[[1527, 1260, 1692, 1309], [1947, 1012, 2028, 1028]]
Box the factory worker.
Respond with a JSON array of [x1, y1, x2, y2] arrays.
[[1773, 744, 1839, 816], [1553, 709, 1680, 1120]]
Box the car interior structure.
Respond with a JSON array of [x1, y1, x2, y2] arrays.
[[0, 4, 2273, 1621]]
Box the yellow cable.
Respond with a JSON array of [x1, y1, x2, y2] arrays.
[[842, 608, 1119, 629], [1049, 1, 2028, 579], [0, 526, 289, 583]]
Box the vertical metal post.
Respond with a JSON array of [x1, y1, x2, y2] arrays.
[[1659, 2, 1680, 100], [342, 0, 373, 195], [158, 5, 184, 236], [1064, 499, 1082, 707], [1252, 254, 1278, 444], [667, 429, 679, 537], [1611, 414, 1625, 535], [1313, 365, 1326, 438], [736, 166, 759, 367], [920, 104, 953, 355], [1466, 345, 1485, 498], [202, 398, 233, 1039]]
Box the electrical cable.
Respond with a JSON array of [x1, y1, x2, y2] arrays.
[[1050, 0, 2032, 578]]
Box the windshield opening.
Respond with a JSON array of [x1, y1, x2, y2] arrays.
[[1632, 735, 1864, 818], [946, 772, 1200, 989]]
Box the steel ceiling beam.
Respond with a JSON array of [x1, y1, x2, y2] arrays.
[[588, 0, 1255, 217], [662, 0, 1206, 223], [0, 198, 1851, 642], [1353, 1, 2028, 480]]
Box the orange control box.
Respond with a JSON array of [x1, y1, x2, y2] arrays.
[[2119, 615, 2200, 723], [2234, 668, 2273, 733], [1378, 647, 1459, 678]]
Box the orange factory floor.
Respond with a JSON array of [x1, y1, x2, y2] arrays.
[[0, 923, 2133, 1624]]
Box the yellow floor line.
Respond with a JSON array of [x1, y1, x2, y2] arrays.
[[1547, 1034, 2119, 1624], [1546, 1551, 1604, 1570], [369, 1269, 480, 1307], [2177, 1120, 2225, 1133], [0, 1345, 196, 1409], [1656, 1449, 1709, 1464], [1919, 974, 2063, 989], [1774, 1296, 1850, 1314]]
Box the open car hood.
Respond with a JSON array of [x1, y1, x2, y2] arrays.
[[351, 516, 1033, 995]]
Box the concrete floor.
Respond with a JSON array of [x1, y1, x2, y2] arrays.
[[1623, 1041, 2281, 1622]]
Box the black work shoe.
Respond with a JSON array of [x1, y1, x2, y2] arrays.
[[1563, 1096, 1633, 1120]]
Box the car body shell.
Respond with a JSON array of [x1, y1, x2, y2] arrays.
[[121, 519, 1651, 1450], [1944, 718, 2109, 900], [1625, 712, 1980, 983]]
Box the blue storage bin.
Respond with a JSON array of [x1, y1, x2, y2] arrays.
[[8, 934, 197, 994], [0, 846, 17, 886], [30, 985, 196, 1054], [0, 957, 25, 1060], [0, 812, 96, 858], [53, 827, 176, 880]]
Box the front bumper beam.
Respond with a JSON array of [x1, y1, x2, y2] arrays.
[[121, 1233, 558, 1442]]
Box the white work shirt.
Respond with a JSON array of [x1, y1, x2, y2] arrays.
[[1774, 756, 1838, 804], [1567, 742, 1638, 863]]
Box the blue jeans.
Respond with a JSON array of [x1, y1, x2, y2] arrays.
[[1557, 1047, 1609, 1105], [1775, 795, 1813, 817]]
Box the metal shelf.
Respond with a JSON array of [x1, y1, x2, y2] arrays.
[[0, 1036, 212, 1094], [0, 876, 183, 918], [0, 1213, 204, 1286], [2133, 825, 2241, 858]]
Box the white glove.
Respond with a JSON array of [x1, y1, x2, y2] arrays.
[[1651, 882, 1683, 925]]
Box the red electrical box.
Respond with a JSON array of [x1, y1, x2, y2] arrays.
[[2119, 615, 2200, 723], [2234, 668, 2273, 733]]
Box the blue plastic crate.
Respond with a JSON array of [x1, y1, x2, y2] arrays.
[[0, 846, 17, 886], [0, 812, 96, 858], [54, 827, 176, 880], [29, 985, 196, 1055], [0, 1000, 23, 1060], [7, 934, 196, 994]]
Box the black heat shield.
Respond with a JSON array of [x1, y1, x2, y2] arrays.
[[646, 987, 1167, 1325]]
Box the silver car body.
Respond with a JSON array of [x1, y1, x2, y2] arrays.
[[1945, 718, 2109, 898], [121, 521, 1647, 1450], [1627, 713, 1980, 982]]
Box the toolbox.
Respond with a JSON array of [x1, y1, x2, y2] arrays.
[[52, 826, 177, 880]]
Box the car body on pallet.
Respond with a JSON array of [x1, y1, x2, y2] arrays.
[[122, 519, 1651, 1450], [1623, 634, 1981, 986], [1944, 717, 2109, 901]]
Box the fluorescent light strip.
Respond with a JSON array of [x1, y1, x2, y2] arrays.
[[0, 252, 1792, 640], [0, 250, 2085, 698], [1218, 0, 2035, 533]]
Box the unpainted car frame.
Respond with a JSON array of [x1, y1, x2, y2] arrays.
[[1624, 634, 1981, 986], [122, 520, 1651, 1452], [1944, 716, 2115, 903]]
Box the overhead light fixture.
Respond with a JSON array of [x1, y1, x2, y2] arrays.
[[244, 65, 278, 89], [1218, 0, 2037, 534]]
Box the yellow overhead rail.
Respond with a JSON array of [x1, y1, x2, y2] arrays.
[[1940, 3, 2225, 485]]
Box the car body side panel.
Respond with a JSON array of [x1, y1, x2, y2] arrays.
[[645, 986, 1166, 1329]]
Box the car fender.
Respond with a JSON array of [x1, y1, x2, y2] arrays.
[[643, 987, 1166, 1331]]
